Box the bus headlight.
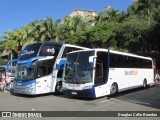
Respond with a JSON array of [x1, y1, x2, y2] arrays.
[[83, 85, 92, 90], [28, 88, 33, 92], [27, 84, 32, 87]]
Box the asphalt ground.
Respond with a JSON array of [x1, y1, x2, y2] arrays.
[[0, 84, 160, 120]]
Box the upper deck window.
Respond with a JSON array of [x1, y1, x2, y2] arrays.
[[19, 43, 42, 60], [39, 44, 62, 56]]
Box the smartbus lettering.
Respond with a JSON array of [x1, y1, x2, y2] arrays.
[[125, 70, 138, 76]]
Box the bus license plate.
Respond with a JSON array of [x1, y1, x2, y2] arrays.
[[17, 90, 22, 93], [71, 92, 77, 95]]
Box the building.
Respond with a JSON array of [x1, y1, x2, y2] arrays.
[[133, 0, 139, 2], [62, 9, 97, 25]]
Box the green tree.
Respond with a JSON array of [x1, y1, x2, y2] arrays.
[[136, 0, 155, 25], [95, 8, 125, 24], [14, 28, 29, 53], [116, 15, 151, 53], [2, 40, 17, 60], [30, 20, 46, 42], [149, 16, 160, 51], [43, 17, 61, 42], [65, 21, 122, 49], [94, 8, 111, 24], [59, 16, 91, 41], [0, 58, 8, 65]]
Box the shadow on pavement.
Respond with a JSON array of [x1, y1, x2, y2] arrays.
[[10, 92, 53, 98], [107, 85, 160, 109]]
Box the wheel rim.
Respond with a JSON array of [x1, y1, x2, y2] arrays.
[[143, 81, 147, 87], [57, 83, 63, 93], [111, 85, 117, 95]]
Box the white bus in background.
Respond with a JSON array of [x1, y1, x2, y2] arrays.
[[58, 49, 154, 98], [6, 59, 18, 81], [13, 42, 89, 95]]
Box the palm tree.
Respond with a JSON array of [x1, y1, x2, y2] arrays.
[[108, 9, 122, 22], [72, 16, 91, 32], [0, 30, 20, 61], [20, 24, 35, 49], [62, 16, 74, 34], [127, 1, 139, 15], [30, 20, 46, 42], [13, 28, 28, 53], [2, 30, 14, 42], [61, 16, 91, 36], [94, 14, 101, 25], [0, 37, 5, 53], [3, 40, 17, 61], [43, 17, 61, 41], [58, 16, 75, 41], [94, 9, 111, 24]]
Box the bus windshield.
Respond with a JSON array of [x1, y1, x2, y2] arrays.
[[16, 63, 35, 82], [64, 51, 95, 84]]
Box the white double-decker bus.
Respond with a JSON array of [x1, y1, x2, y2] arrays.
[[59, 49, 154, 98], [13, 42, 88, 95]]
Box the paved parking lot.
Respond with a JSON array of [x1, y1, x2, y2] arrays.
[[0, 85, 160, 119]]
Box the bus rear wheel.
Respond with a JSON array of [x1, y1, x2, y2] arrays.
[[55, 81, 63, 95], [143, 80, 147, 88], [110, 83, 118, 96]]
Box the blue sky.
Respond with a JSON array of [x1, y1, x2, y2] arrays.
[[0, 0, 133, 36]]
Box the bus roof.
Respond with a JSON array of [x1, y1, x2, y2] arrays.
[[27, 42, 89, 50], [64, 44, 90, 50], [108, 49, 152, 60], [67, 48, 152, 60]]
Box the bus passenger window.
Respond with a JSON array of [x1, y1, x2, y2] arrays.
[[62, 47, 81, 58], [95, 63, 103, 78], [95, 63, 103, 84], [94, 52, 108, 85], [37, 66, 47, 78], [57, 70, 63, 78], [48, 66, 52, 75]]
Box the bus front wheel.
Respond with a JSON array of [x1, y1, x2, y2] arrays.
[[110, 83, 118, 95], [55, 81, 63, 95], [143, 80, 147, 88]]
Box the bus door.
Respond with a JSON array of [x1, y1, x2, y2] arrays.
[[94, 52, 109, 98], [36, 65, 52, 94]]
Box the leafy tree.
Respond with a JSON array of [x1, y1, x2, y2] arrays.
[[43, 17, 61, 42], [58, 16, 91, 41], [94, 8, 111, 24], [65, 22, 122, 49], [30, 20, 46, 42], [116, 15, 151, 53], [0, 58, 8, 65], [149, 16, 160, 51], [2, 40, 17, 60], [13, 28, 29, 53]]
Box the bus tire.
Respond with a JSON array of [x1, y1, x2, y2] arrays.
[[1, 83, 6, 92], [10, 88, 14, 94], [110, 83, 118, 96], [55, 81, 63, 95], [143, 79, 147, 88]]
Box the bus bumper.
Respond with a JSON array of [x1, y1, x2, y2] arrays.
[[64, 88, 96, 99], [13, 80, 36, 95], [14, 87, 35, 95]]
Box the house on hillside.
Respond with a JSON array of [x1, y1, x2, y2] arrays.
[[62, 9, 97, 25]]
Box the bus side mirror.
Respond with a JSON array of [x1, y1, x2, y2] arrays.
[[6, 59, 18, 69], [89, 56, 96, 65], [56, 58, 66, 70]]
